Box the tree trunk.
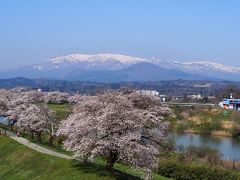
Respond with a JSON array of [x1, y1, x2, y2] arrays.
[[106, 151, 118, 171], [30, 130, 34, 139], [36, 131, 42, 143], [48, 134, 54, 146]]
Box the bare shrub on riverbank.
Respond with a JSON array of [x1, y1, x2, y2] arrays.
[[222, 159, 240, 171], [162, 144, 240, 172], [177, 145, 222, 165], [159, 147, 240, 179]]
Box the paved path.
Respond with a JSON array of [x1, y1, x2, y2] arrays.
[[0, 128, 74, 160]]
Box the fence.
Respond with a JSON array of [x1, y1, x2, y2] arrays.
[[0, 129, 7, 136]]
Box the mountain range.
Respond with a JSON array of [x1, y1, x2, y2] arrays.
[[1, 53, 240, 82]]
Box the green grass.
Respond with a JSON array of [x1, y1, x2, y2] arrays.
[[47, 103, 71, 120], [0, 136, 170, 180]]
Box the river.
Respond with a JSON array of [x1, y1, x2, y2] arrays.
[[172, 132, 240, 160]]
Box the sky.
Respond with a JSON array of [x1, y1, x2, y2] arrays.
[[1, 0, 240, 71]]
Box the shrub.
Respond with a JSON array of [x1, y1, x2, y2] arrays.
[[158, 161, 240, 180], [197, 117, 222, 133], [176, 123, 189, 132], [184, 145, 222, 164], [176, 121, 196, 132], [229, 124, 240, 137]]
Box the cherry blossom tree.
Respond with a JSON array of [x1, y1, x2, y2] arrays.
[[0, 89, 12, 115], [0, 88, 45, 116], [67, 94, 87, 105], [20, 90, 45, 103], [45, 91, 69, 104], [0, 88, 57, 143], [9, 90, 44, 108], [17, 104, 55, 142], [0, 99, 8, 115], [58, 88, 173, 177]]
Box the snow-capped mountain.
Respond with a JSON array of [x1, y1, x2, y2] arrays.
[[1, 53, 240, 81], [33, 54, 148, 71], [174, 61, 240, 73], [173, 61, 240, 81], [50, 54, 145, 64]]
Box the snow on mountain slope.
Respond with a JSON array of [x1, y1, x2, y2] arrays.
[[50, 54, 146, 64], [33, 53, 147, 71], [174, 61, 240, 73]]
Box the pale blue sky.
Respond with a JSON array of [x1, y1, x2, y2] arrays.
[[1, 0, 240, 70]]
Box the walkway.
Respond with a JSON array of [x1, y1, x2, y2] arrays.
[[0, 128, 73, 160]]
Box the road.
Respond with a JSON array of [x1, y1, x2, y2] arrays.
[[164, 102, 216, 107], [0, 128, 74, 160]]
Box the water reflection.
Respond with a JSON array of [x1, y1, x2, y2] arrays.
[[171, 132, 240, 160]]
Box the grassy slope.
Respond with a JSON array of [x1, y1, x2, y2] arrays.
[[47, 103, 71, 120], [0, 136, 170, 180]]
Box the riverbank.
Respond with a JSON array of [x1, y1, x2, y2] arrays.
[[171, 105, 240, 137], [184, 129, 233, 137], [158, 150, 240, 180]]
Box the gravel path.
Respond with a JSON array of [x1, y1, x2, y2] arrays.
[[0, 128, 73, 160]]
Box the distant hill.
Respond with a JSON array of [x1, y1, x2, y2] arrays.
[[0, 77, 238, 97], [66, 62, 205, 81]]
